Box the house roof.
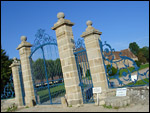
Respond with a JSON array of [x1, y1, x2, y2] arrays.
[[75, 47, 137, 62], [104, 48, 137, 60]]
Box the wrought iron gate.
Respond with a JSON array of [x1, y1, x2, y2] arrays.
[[1, 74, 15, 99], [74, 39, 94, 103], [29, 29, 65, 105], [1, 64, 25, 105], [98, 39, 149, 88]]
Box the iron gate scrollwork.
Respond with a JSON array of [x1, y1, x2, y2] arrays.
[[98, 39, 149, 88], [1, 74, 15, 99], [29, 29, 65, 105], [74, 38, 94, 103], [1, 64, 25, 106]]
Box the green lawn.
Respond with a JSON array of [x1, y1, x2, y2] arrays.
[[109, 63, 149, 80], [127, 78, 149, 86], [119, 63, 149, 76], [36, 83, 65, 103]]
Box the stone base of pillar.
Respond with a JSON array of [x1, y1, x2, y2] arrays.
[[15, 97, 24, 106], [93, 92, 107, 106], [67, 99, 83, 107], [25, 96, 36, 107]]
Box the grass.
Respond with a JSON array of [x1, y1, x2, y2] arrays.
[[36, 83, 66, 103], [103, 104, 112, 109], [120, 63, 149, 75], [127, 78, 149, 86], [6, 103, 18, 112], [139, 63, 149, 70], [109, 63, 149, 80]]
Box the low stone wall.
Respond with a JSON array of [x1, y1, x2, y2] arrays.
[[1, 98, 16, 111], [104, 86, 149, 107], [127, 86, 149, 105]]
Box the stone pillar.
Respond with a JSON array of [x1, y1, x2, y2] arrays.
[[51, 12, 83, 106], [16, 36, 36, 107], [81, 20, 108, 105], [9, 57, 24, 106]]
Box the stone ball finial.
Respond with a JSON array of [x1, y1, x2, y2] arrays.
[[86, 20, 93, 26], [57, 12, 65, 19], [13, 57, 17, 61], [21, 36, 27, 42], [13, 57, 18, 63]]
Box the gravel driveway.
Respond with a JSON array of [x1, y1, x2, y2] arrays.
[[15, 103, 149, 112]]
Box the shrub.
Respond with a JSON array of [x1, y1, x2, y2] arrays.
[[135, 60, 141, 67], [106, 65, 117, 76]]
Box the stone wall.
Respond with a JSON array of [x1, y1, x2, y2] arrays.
[[127, 86, 149, 105], [106, 86, 149, 107]]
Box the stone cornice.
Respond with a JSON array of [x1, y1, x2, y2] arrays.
[[81, 29, 102, 38], [16, 41, 32, 50], [9, 62, 20, 68], [51, 19, 74, 30]]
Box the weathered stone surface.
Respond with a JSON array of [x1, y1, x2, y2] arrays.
[[52, 12, 83, 106], [81, 20, 108, 103], [105, 86, 149, 108], [9, 58, 24, 106], [61, 97, 68, 107], [17, 36, 36, 107], [104, 96, 130, 107]]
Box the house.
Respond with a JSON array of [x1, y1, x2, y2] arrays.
[[75, 47, 138, 72], [104, 48, 138, 68]]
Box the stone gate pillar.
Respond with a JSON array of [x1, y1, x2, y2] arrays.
[[81, 20, 108, 105], [16, 36, 36, 107], [51, 12, 83, 106], [9, 57, 24, 106]]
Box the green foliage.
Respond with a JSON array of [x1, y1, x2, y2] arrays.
[[139, 63, 149, 70], [6, 103, 18, 112], [135, 60, 141, 67], [1, 48, 13, 94], [106, 65, 117, 76], [103, 104, 112, 109], [138, 46, 149, 63], [137, 51, 147, 64], [129, 42, 149, 64], [128, 78, 149, 86], [32, 58, 63, 82], [129, 42, 140, 56], [86, 69, 90, 77], [32, 58, 45, 81]]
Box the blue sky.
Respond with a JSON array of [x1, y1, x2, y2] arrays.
[[1, 1, 149, 59]]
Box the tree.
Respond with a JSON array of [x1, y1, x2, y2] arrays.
[[47, 59, 55, 83], [55, 58, 62, 79], [129, 42, 140, 56], [32, 58, 45, 83], [138, 46, 149, 63], [137, 51, 147, 64], [1, 48, 13, 93]]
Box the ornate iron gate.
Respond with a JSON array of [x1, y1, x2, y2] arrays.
[[98, 39, 149, 88], [74, 39, 94, 103], [29, 29, 65, 105], [1, 74, 15, 99], [1, 64, 25, 105]]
